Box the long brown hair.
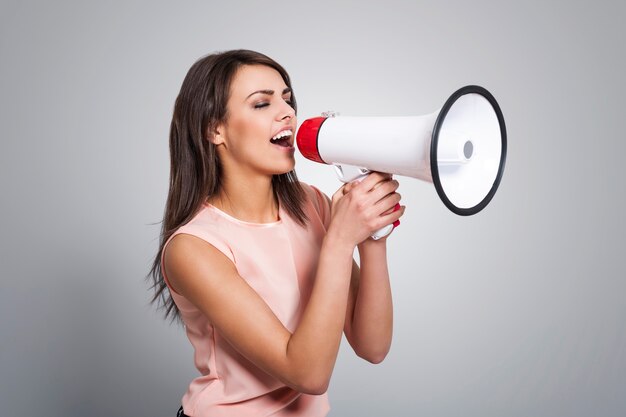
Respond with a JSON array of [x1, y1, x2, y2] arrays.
[[148, 50, 308, 321]]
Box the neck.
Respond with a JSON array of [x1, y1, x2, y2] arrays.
[[209, 171, 279, 223]]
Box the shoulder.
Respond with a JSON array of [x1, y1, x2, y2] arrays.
[[299, 182, 332, 227], [300, 182, 330, 206], [161, 206, 236, 294], [167, 205, 234, 260], [164, 233, 235, 295]]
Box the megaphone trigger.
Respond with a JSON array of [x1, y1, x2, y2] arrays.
[[333, 164, 371, 183], [332, 164, 398, 240]]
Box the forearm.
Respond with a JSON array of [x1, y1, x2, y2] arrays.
[[285, 233, 354, 392], [350, 240, 393, 362]]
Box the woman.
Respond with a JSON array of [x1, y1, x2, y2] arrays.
[[149, 49, 405, 417]]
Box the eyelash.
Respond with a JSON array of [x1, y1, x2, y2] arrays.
[[254, 98, 293, 109]]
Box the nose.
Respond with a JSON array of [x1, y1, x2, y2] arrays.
[[278, 101, 295, 121]]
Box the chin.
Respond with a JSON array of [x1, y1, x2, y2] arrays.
[[274, 167, 296, 176], [274, 160, 296, 175], [273, 166, 295, 175]]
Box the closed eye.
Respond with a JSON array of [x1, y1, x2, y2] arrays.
[[253, 96, 293, 110]]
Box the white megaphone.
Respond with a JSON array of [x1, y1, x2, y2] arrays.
[[296, 85, 507, 240]]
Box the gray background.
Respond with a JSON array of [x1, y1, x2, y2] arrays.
[[1, 0, 624, 416]]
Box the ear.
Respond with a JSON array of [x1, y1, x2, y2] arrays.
[[207, 124, 225, 145]]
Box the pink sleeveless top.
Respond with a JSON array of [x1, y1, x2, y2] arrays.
[[161, 184, 332, 417]]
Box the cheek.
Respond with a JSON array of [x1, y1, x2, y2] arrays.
[[229, 117, 267, 148]]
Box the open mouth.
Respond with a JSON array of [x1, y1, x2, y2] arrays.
[[270, 129, 293, 148]]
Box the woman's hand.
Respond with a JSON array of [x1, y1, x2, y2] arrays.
[[327, 172, 405, 248]]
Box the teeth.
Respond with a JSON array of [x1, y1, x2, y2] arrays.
[[271, 130, 292, 141]]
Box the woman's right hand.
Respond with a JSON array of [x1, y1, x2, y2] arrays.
[[327, 172, 403, 248]]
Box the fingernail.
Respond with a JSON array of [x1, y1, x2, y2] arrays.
[[393, 203, 401, 212], [393, 220, 400, 228]]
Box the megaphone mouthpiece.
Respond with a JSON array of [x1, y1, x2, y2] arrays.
[[297, 116, 327, 164]]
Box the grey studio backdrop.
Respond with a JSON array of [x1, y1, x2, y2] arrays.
[[1, 1, 624, 416]]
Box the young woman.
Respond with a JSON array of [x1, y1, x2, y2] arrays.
[[149, 49, 404, 417]]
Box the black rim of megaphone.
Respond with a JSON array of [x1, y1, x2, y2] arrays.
[[430, 85, 507, 216]]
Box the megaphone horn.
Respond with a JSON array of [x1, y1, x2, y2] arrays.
[[296, 85, 507, 223]]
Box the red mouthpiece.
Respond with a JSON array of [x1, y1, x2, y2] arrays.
[[296, 117, 327, 164]]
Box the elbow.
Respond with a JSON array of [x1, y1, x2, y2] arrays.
[[356, 346, 390, 364], [291, 373, 330, 395], [360, 351, 387, 364], [299, 381, 329, 396]]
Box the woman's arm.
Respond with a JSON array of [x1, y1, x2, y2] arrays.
[[343, 238, 395, 364], [164, 173, 402, 395]]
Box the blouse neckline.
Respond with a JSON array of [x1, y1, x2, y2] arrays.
[[203, 202, 283, 228]]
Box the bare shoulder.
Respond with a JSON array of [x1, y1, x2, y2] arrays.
[[163, 233, 236, 296]]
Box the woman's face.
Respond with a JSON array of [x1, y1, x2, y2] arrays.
[[213, 64, 297, 176]]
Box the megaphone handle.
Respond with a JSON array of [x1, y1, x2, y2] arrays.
[[333, 164, 399, 241]]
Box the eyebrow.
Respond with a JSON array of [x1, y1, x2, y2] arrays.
[[246, 87, 292, 100]]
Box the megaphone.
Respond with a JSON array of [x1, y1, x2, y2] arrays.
[[296, 85, 507, 238]]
